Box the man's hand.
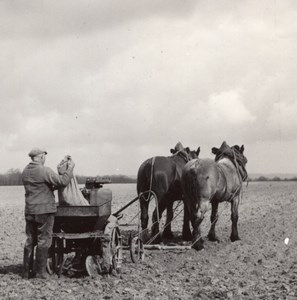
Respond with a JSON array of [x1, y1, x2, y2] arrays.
[[67, 158, 75, 170]]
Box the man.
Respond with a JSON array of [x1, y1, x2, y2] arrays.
[[22, 148, 75, 279]]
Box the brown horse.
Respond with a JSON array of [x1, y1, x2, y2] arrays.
[[181, 141, 248, 250], [137, 143, 200, 242]]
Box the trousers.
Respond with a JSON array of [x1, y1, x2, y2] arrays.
[[24, 213, 55, 250], [23, 213, 54, 278]]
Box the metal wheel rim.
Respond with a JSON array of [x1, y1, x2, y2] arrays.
[[130, 237, 145, 263], [85, 255, 102, 276], [110, 226, 122, 271], [46, 254, 65, 275]]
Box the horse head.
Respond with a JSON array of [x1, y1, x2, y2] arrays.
[[212, 141, 248, 181], [185, 146, 200, 160]]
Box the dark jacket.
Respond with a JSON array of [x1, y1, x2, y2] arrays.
[[22, 161, 73, 214]]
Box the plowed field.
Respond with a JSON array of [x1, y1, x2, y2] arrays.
[[0, 182, 296, 299]]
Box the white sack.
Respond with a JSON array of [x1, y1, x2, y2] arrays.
[[57, 156, 89, 206]]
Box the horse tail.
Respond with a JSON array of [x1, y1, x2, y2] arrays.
[[137, 157, 156, 203], [137, 157, 161, 227]]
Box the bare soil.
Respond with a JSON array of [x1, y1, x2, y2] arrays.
[[0, 182, 296, 299]]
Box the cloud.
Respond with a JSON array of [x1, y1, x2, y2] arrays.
[[0, 1, 297, 175], [0, 0, 197, 38], [267, 100, 297, 140], [208, 90, 255, 124]]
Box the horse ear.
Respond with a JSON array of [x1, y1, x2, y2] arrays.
[[221, 141, 228, 148], [185, 147, 190, 153], [170, 149, 174, 154], [196, 147, 200, 156], [212, 147, 219, 155], [240, 145, 245, 153]]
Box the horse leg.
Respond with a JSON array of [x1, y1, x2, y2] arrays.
[[191, 199, 208, 251], [230, 195, 241, 242], [162, 201, 174, 240], [182, 201, 192, 241], [151, 200, 166, 243], [208, 201, 220, 242], [140, 196, 150, 242]]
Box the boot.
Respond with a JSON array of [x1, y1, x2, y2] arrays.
[[22, 248, 34, 279], [35, 248, 49, 279]]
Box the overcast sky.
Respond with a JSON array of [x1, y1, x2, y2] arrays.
[[1, 1, 297, 176]]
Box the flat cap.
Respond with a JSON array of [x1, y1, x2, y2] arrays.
[[28, 148, 47, 157]]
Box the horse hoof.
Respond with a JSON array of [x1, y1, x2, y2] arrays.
[[230, 236, 241, 242], [208, 235, 220, 243], [191, 240, 204, 251], [192, 243, 204, 251]]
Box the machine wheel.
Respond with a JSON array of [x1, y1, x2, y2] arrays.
[[110, 226, 122, 273], [130, 236, 145, 263], [46, 237, 64, 276], [85, 255, 102, 276], [47, 254, 66, 275]]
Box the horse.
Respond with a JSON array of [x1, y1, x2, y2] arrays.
[[137, 142, 200, 243], [181, 141, 248, 250]]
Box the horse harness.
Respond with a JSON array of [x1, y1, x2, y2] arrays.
[[139, 150, 190, 203], [170, 150, 191, 163], [214, 149, 248, 203]]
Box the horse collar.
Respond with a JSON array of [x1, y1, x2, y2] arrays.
[[172, 150, 189, 162]]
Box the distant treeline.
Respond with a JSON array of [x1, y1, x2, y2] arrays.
[[1, 169, 297, 186], [0, 169, 22, 185], [0, 169, 137, 186], [250, 176, 297, 182]]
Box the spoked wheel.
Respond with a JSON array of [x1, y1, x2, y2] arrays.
[[85, 255, 102, 276], [47, 238, 64, 276], [110, 226, 122, 273], [130, 236, 145, 263], [47, 255, 66, 276]]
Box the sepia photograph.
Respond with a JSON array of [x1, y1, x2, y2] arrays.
[[0, 1, 296, 299]]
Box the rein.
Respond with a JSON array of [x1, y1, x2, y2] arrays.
[[138, 156, 160, 224], [232, 150, 248, 182], [149, 157, 155, 197], [232, 148, 245, 184]]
